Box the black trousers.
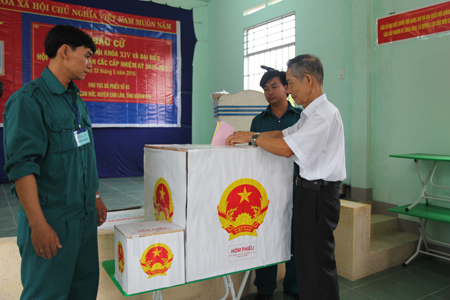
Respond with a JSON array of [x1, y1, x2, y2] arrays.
[[294, 181, 340, 300]]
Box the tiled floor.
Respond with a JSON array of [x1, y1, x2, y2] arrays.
[[96, 176, 145, 210], [242, 256, 450, 300], [2, 177, 450, 300], [0, 182, 19, 238], [0, 176, 145, 238]]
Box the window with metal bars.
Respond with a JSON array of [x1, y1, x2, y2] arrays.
[[243, 13, 295, 91]]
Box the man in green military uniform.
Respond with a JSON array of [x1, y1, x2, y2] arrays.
[[3, 25, 107, 300], [251, 69, 302, 300]]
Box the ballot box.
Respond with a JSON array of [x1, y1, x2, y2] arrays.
[[114, 220, 185, 295], [144, 145, 293, 282], [98, 208, 144, 231]]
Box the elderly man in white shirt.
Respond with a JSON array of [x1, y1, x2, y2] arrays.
[[226, 54, 345, 300]]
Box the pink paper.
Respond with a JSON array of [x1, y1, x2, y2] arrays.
[[211, 121, 235, 146]]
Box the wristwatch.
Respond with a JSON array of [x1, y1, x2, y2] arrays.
[[251, 133, 260, 146]]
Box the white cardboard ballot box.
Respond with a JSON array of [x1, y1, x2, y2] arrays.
[[98, 208, 144, 231], [144, 144, 293, 282], [114, 220, 185, 295]]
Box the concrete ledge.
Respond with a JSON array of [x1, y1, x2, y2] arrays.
[[335, 200, 418, 281], [335, 200, 371, 280]]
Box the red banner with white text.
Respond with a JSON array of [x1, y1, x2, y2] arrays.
[[0, 0, 181, 126], [377, 1, 450, 45]]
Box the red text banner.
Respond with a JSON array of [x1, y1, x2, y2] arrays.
[[32, 23, 173, 104], [0, 0, 176, 33], [377, 1, 450, 45], [0, 0, 181, 126]]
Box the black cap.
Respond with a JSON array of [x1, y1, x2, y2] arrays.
[[260, 65, 275, 72]]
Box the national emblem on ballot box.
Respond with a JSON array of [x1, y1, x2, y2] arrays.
[[114, 220, 184, 295], [144, 145, 293, 282], [117, 241, 125, 275], [144, 147, 187, 229], [153, 177, 174, 222], [140, 243, 174, 278], [218, 178, 269, 240]]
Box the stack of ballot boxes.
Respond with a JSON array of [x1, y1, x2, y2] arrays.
[[144, 144, 293, 282], [114, 220, 185, 295]]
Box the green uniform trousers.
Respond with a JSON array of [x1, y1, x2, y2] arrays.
[[17, 208, 99, 300]]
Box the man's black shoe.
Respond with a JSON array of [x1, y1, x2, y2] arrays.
[[254, 293, 273, 300], [284, 290, 299, 300]]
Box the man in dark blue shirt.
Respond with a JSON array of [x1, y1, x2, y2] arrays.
[[251, 70, 301, 300]]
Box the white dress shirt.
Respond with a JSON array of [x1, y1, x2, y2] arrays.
[[282, 93, 346, 182]]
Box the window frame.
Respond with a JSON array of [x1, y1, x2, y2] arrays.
[[243, 12, 296, 91]]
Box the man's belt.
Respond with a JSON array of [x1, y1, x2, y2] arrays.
[[295, 177, 340, 191]]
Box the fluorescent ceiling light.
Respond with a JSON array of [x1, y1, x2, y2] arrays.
[[243, 3, 266, 16], [268, 0, 283, 6]]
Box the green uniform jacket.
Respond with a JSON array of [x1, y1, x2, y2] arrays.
[[3, 67, 99, 222], [250, 103, 302, 185], [250, 103, 302, 132]]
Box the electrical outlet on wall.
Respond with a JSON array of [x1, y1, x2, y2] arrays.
[[339, 67, 345, 79]]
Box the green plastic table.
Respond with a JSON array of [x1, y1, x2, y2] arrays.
[[389, 153, 450, 211], [389, 203, 450, 223], [102, 259, 285, 299], [389, 203, 450, 265], [389, 153, 450, 265]]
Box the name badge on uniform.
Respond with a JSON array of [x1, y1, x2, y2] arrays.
[[74, 128, 90, 147]]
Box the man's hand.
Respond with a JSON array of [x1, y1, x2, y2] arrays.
[[226, 131, 254, 146], [30, 222, 62, 259], [226, 130, 294, 158], [96, 197, 107, 227], [15, 174, 61, 259]]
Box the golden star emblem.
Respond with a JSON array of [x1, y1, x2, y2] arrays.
[[238, 187, 252, 203], [152, 248, 161, 257], [159, 187, 165, 201]]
